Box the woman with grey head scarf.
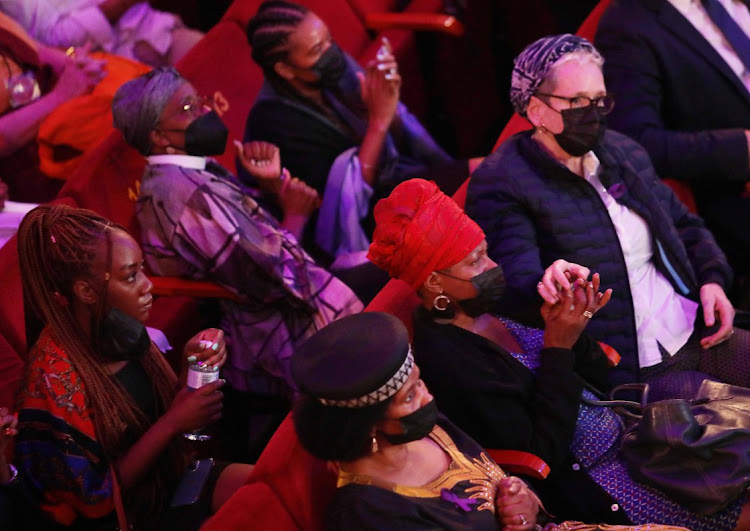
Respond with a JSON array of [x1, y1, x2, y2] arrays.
[[467, 34, 750, 530], [112, 66, 187, 156]]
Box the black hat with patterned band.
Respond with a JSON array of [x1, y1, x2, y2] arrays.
[[291, 312, 412, 408]]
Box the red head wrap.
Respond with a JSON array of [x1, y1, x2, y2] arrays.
[[367, 179, 485, 290]]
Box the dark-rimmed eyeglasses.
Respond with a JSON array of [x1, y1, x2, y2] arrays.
[[535, 92, 615, 114]]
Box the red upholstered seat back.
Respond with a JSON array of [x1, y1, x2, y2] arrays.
[[201, 414, 336, 531], [57, 131, 144, 234]]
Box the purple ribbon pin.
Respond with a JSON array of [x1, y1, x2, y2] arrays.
[[440, 489, 478, 512], [608, 182, 626, 199]]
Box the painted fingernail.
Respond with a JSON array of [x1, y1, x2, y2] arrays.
[[187, 355, 197, 362], [197, 361, 204, 366], [199, 340, 211, 349], [212, 343, 219, 351], [213, 365, 219, 371]]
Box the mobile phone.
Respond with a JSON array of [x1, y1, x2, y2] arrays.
[[170, 458, 214, 507]]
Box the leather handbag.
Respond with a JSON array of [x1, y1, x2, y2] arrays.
[[587, 379, 750, 515]]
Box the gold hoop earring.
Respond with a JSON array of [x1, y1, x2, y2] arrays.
[[430, 293, 456, 324]]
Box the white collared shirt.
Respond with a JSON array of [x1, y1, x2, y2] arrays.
[[667, 0, 750, 93], [147, 154, 207, 170], [572, 152, 698, 368]]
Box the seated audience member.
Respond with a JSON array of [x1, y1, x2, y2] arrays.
[[466, 34, 750, 397], [0, 11, 105, 202], [594, 0, 750, 280], [112, 68, 363, 398], [14, 204, 253, 529], [292, 311, 545, 530], [369, 178, 750, 529], [0, 0, 202, 67], [291, 312, 688, 531], [243, 0, 477, 259]]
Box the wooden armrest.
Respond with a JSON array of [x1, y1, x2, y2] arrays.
[[597, 341, 621, 368], [364, 13, 464, 37], [150, 276, 243, 303], [485, 449, 550, 480]]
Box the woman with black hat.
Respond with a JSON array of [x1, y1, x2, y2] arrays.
[[292, 311, 542, 530]]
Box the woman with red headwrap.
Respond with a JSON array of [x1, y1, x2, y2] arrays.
[[368, 178, 750, 529]]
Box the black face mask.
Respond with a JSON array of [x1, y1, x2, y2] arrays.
[[382, 399, 438, 445], [97, 308, 151, 362], [308, 42, 347, 90], [457, 266, 507, 317], [184, 110, 228, 156], [440, 265, 506, 318], [554, 104, 607, 157]]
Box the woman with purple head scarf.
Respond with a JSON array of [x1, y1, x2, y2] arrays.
[[466, 34, 750, 530]]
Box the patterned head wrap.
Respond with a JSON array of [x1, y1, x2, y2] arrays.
[[291, 312, 412, 408], [112, 66, 187, 155], [367, 178, 485, 290], [510, 34, 598, 117]]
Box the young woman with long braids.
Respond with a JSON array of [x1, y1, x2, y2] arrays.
[[13, 204, 252, 529]]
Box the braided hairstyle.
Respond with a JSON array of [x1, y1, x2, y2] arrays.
[[17, 204, 188, 520], [246, 0, 309, 83]]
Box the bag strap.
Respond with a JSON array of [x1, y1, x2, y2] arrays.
[[110, 465, 130, 531], [581, 382, 650, 421]]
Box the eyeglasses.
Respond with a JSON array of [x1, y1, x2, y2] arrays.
[[161, 94, 213, 122], [535, 92, 615, 114]]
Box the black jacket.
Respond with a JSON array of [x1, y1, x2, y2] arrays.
[[412, 308, 630, 524], [594, 0, 750, 204], [466, 130, 732, 387]]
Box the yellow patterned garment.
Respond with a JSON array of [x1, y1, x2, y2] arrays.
[[337, 425, 506, 513]]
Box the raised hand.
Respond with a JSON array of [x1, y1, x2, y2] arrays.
[[52, 55, 103, 102], [541, 273, 612, 350], [235, 140, 282, 183], [278, 176, 320, 219], [537, 259, 591, 304], [184, 328, 227, 370], [358, 38, 401, 129]]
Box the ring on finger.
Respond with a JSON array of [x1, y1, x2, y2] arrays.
[[582, 310, 594, 319], [519, 514, 528, 526]]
